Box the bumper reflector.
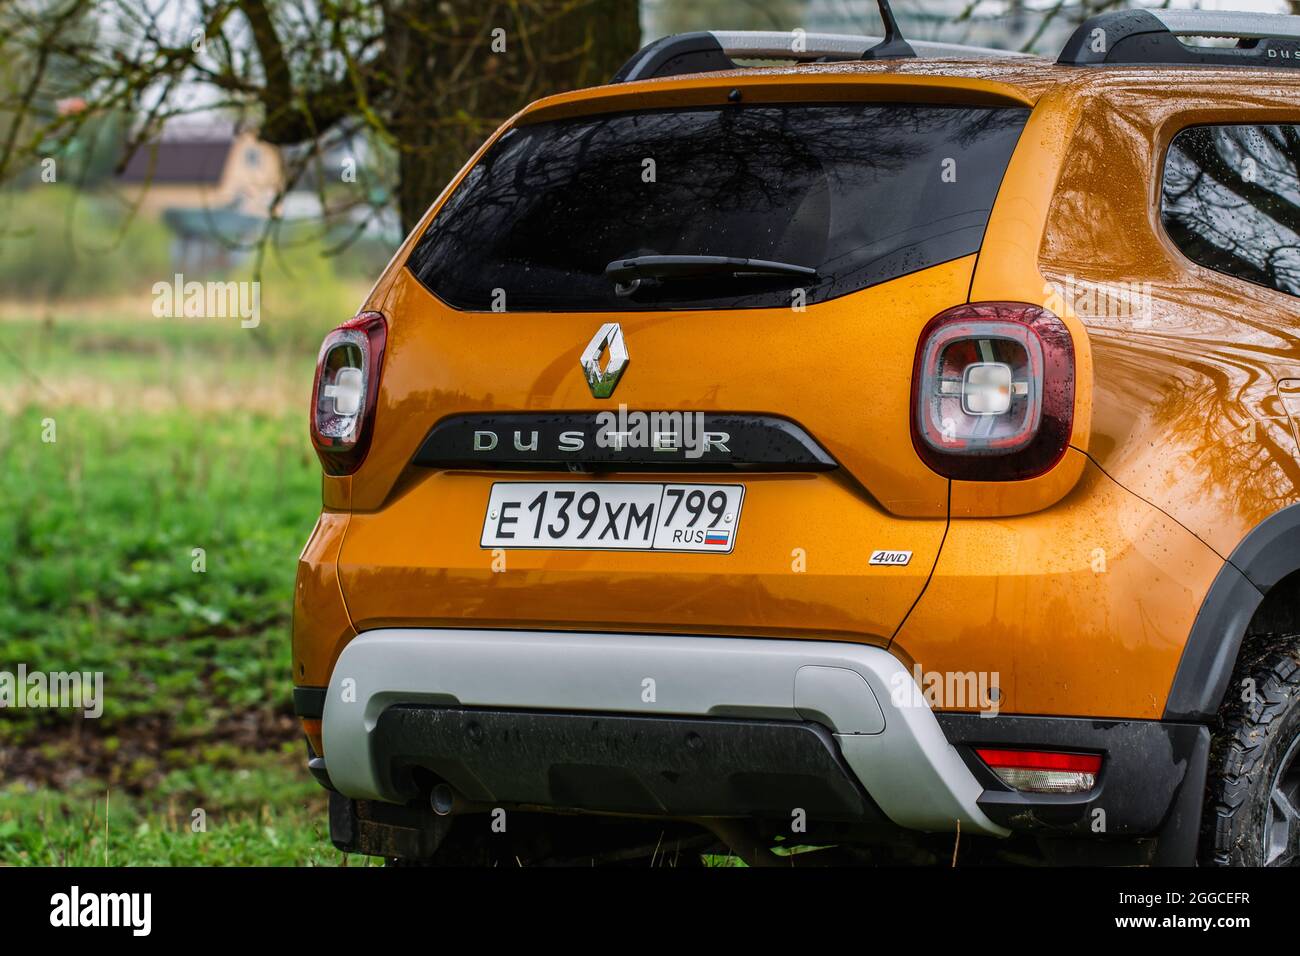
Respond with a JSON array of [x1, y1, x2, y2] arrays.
[[975, 748, 1101, 794]]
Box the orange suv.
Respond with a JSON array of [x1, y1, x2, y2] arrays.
[[292, 8, 1300, 866]]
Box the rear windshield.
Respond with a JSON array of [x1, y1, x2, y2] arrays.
[[407, 103, 1029, 311]]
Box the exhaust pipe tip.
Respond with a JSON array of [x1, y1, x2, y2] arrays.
[[431, 783, 456, 816]]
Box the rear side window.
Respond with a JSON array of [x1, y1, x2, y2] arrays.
[[1161, 124, 1300, 298], [407, 103, 1029, 311]]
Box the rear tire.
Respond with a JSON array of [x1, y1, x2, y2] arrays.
[[1201, 633, 1300, 866]]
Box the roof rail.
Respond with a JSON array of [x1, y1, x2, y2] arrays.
[[611, 30, 1033, 84], [1058, 8, 1300, 68]]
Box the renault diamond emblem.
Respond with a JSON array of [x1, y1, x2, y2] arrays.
[[580, 322, 629, 399]]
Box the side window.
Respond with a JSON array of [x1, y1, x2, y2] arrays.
[[1161, 124, 1300, 298]]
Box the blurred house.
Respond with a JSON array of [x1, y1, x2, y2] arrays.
[[116, 129, 281, 271], [117, 129, 281, 218], [115, 123, 400, 272]]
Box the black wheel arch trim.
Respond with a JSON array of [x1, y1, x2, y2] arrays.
[[1164, 503, 1300, 722]]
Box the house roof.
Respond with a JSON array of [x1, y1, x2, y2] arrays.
[[117, 139, 233, 185]]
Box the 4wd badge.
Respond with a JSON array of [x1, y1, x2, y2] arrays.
[[581, 322, 629, 398], [869, 550, 912, 567]]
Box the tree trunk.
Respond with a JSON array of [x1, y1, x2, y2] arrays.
[[388, 0, 642, 235]]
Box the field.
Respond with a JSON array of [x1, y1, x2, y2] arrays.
[[0, 296, 379, 865]]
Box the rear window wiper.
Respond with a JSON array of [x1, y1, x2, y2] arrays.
[[605, 255, 817, 286]]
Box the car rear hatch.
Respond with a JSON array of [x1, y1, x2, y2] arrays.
[[333, 78, 1033, 645]]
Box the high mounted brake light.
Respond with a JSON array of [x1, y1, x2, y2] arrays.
[[910, 302, 1074, 482], [975, 748, 1102, 795], [310, 311, 387, 476]]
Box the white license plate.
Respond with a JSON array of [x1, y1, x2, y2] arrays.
[[480, 482, 744, 552]]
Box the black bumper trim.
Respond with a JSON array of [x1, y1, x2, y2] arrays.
[[303, 737, 336, 792], [307, 755, 335, 792], [293, 685, 327, 719], [372, 705, 881, 823], [938, 713, 1208, 847]]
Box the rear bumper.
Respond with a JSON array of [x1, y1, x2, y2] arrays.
[[310, 629, 1209, 858], [318, 628, 1009, 836], [373, 706, 879, 822]]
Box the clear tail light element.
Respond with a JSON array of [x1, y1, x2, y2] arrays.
[[310, 311, 387, 476], [911, 303, 1074, 481], [975, 748, 1102, 794]]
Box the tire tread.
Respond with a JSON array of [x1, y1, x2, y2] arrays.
[[1201, 632, 1300, 866]]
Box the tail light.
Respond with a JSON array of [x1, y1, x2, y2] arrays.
[[310, 311, 387, 476], [975, 748, 1101, 794], [911, 303, 1074, 481]]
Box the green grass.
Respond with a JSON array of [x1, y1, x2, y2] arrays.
[[0, 401, 318, 737], [0, 304, 341, 865], [0, 749, 379, 866]]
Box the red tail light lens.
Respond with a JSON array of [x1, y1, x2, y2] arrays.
[[310, 311, 387, 476], [911, 303, 1074, 481], [975, 748, 1102, 794]]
